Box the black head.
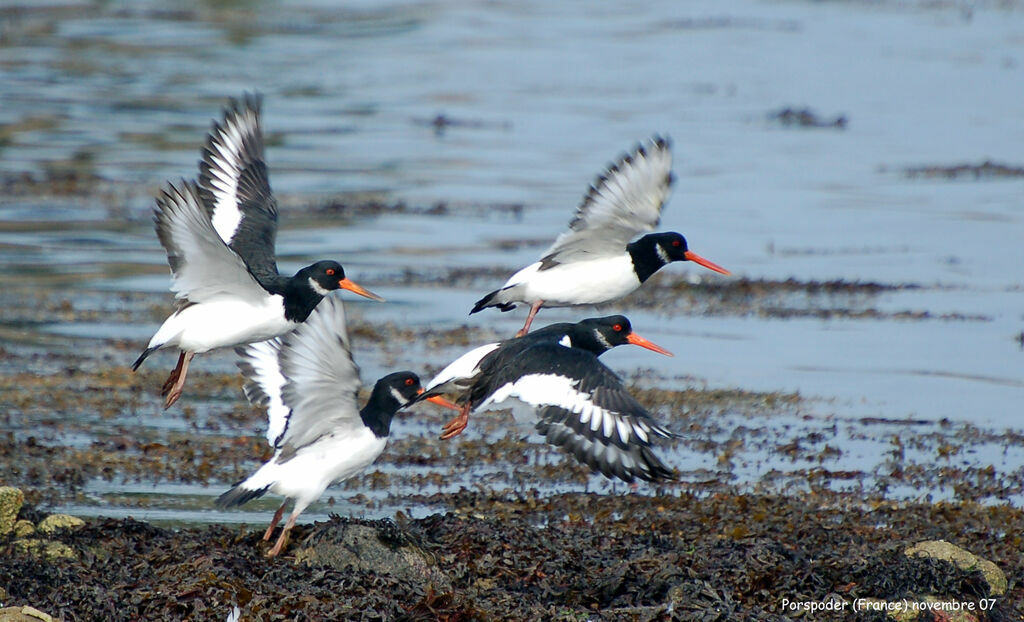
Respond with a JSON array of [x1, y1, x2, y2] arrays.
[[296, 260, 385, 302], [303, 260, 348, 295], [572, 315, 634, 352], [565, 315, 673, 357], [360, 371, 424, 438], [376, 371, 425, 407], [650, 232, 690, 262], [297, 260, 346, 294], [628, 232, 730, 282]]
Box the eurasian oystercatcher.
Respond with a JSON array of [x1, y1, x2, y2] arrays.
[[218, 295, 454, 557], [471, 136, 730, 336], [132, 95, 383, 408], [417, 315, 678, 482]]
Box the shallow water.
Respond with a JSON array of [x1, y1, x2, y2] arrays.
[[1, 0, 1022, 523]]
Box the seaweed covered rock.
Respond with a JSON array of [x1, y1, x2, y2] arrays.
[[294, 516, 452, 592], [36, 515, 84, 536], [905, 540, 1007, 596]]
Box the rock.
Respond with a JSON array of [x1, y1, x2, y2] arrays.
[[905, 540, 1007, 596], [12, 520, 34, 538], [294, 518, 451, 591], [13, 539, 76, 561], [0, 487, 24, 537], [36, 515, 84, 535], [0, 606, 56, 621]]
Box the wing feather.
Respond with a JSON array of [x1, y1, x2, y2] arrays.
[[275, 296, 362, 457], [235, 339, 289, 446], [197, 93, 280, 281], [538, 136, 673, 268], [154, 180, 268, 305], [474, 343, 676, 482]]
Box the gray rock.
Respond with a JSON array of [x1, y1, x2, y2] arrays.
[[294, 518, 451, 591]]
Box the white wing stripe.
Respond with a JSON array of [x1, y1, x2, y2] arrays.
[[487, 373, 637, 444], [425, 342, 500, 393], [238, 339, 290, 446]]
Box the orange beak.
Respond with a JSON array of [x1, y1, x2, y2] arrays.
[[426, 395, 461, 411], [415, 388, 461, 411], [683, 250, 731, 275], [338, 277, 385, 302], [626, 332, 674, 357]]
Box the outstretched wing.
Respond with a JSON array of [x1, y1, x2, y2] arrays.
[[475, 343, 676, 482], [235, 338, 289, 446], [198, 92, 280, 281], [538, 136, 673, 269], [275, 295, 363, 458], [154, 180, 269, 306]]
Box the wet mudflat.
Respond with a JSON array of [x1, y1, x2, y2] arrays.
[[2, 209, 1023, 618]]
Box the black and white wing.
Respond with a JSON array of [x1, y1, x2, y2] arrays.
[[274, 295, 363, 458], [476, 343, 676, 482], [235, 338, 288, 446], [198, 93, 280, 282], [417, 321, 580, 403], [538, 136, 673, 269], [155, 180, 270, 306]]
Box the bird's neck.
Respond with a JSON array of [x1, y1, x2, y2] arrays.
[[566, 331, 614, 356], [626, 238, 671, 283], [359, 385, 401, 438], [279, 276, 325, 323]]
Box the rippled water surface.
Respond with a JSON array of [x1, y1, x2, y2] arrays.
[[1, 0, 1022, 523]]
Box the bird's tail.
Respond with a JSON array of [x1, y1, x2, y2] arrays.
[[470, 288, 517, 314], [131, 346, 159, 371], [216, 478, 271, 509]]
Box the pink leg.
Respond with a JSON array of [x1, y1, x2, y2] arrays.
[[515, 300, 544, 337], [440, 402, 472, 440], [162, 351, 194, 409], [267, 511, 299, 558], [262, 502, 287, 541]]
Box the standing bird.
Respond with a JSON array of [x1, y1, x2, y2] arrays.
[[219, 295, 454, 557], [416, 316, 678, 482], [132, 95, 383, 408], [471, 136, 730, 336]]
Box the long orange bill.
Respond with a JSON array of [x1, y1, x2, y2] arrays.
[[683, 250, 731, 275], [426, 395, 461, 411], [338, 277, 386, 302], [626, 332, 674, 357]]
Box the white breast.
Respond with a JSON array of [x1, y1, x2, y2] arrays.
[[149, 295, 293, 353], [505, 255, 640, 307]]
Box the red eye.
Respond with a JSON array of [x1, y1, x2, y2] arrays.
[[613, 324, 622, 332], [326, 268, 335, 276], [672, 240, 681, 247], [405, 378, 414, 386]]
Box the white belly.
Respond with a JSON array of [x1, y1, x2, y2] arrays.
[[148, 295, 294, 353], [506, 255, 640, 307], [244, 428, 387, 513]]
